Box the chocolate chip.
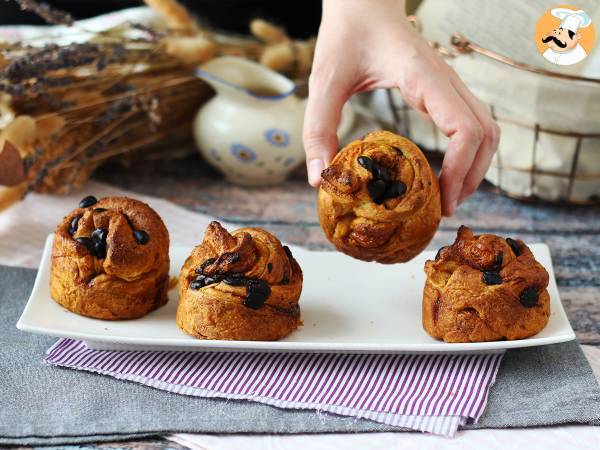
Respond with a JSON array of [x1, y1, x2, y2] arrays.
[[243, 292, 266, 309], [202, 257, 216, 268], [282, 275, 290, 285], [519, 287, 539, 307], [506, 238, 521, 256], [68, 214, 82, 235], [247, 279, 270, 296], [482, 271, 502, 285], [91, 227, 107, 243], [223, 274, 247, 286], [93, 208, 107, 213], [196, 258, 217, 274], [267, 262, 273, 273], [202, 275, 219, 285], [382, 181, 407, 200], [93, 239, 106, 259], [133, 229, 149, 245], [367, 179, 387, 203], [75, 236, 94, 252], [357, 156, 373, 171], [195, 274, 207, 283], [283, 246, 293, 260], [189, 279, 204, 290], [78, 195, 97, 208], [243, 279, 271, 309], [372, 164, 392, 182], [91, 227, 108, 258], [190, 273, 222, 290], [223, 252, 240, 264]]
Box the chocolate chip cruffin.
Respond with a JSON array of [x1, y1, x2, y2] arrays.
[[318, 130, 441, 264], [177, 221, 302, 341], [423, 226, 551, 343], [50, 196, 170, 320]]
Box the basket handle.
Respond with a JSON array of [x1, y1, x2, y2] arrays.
[[449, 33, 600, 85], [405, 16, 600, 85]]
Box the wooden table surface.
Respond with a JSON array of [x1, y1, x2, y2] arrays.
[[11, 154, 599, 449]]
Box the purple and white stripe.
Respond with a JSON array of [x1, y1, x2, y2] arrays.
[[45, 339, 503, 437]]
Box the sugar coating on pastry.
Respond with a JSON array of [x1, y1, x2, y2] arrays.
[[177, 221, 302, 341], [50, 196, 170, 320], [318, 130, 441, 264], [423, 226, 550, 343]]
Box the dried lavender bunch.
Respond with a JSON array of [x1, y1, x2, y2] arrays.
[[9, 0, 74, 26], [0, 0, 315, 211], [0, 43, 127, 82]]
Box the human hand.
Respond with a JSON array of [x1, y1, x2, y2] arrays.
[[303, 0, 500, 216]]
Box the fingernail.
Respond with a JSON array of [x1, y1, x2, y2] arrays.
[[307, 158, 325, 186]]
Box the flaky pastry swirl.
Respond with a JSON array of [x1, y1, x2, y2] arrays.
[[50, 196, 170, 320], [423, 226, 550, 342], [177, 221, 302, 340], [318, 130, 441, 263]]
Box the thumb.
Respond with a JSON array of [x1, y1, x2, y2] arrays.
[[303, 72, 349, 187]]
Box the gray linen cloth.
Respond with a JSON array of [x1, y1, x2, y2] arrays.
[[1, 265, 599, 446]]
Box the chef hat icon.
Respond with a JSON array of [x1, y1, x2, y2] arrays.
[[551, 8, 592, 33]]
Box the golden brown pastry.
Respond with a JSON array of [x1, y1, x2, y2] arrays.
[[318, 130, 441, 264], [50, 196, 170, 320], [177, 221, 302, 340], [423, 226, 550, 343]]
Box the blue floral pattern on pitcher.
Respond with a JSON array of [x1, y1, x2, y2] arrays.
[[230, 143, 257, 163], [264, 128, 290, 147]]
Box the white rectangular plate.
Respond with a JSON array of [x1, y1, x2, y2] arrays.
[[17, 234, 575, 353]]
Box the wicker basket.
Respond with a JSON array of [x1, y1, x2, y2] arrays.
[[380, 25, 600, 205]]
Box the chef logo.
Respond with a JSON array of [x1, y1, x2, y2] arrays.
[[535, 5, 596, 66]]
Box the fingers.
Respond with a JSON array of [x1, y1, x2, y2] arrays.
[[303, 69, 350, 187], [449, 76, 500, 204], [405, 76, 483, 216]]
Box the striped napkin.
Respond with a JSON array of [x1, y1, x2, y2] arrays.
[[45, 339, 503, 437]]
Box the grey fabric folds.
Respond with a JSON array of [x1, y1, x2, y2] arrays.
[[1, 265, 599, 445]]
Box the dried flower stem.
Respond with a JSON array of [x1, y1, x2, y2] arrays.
[[10, 0, 74, 26]]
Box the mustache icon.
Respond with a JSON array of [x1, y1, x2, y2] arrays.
[[542, 35, 567, 48]]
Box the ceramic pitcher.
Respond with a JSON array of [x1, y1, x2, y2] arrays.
[[193, 56, 353, 186]]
